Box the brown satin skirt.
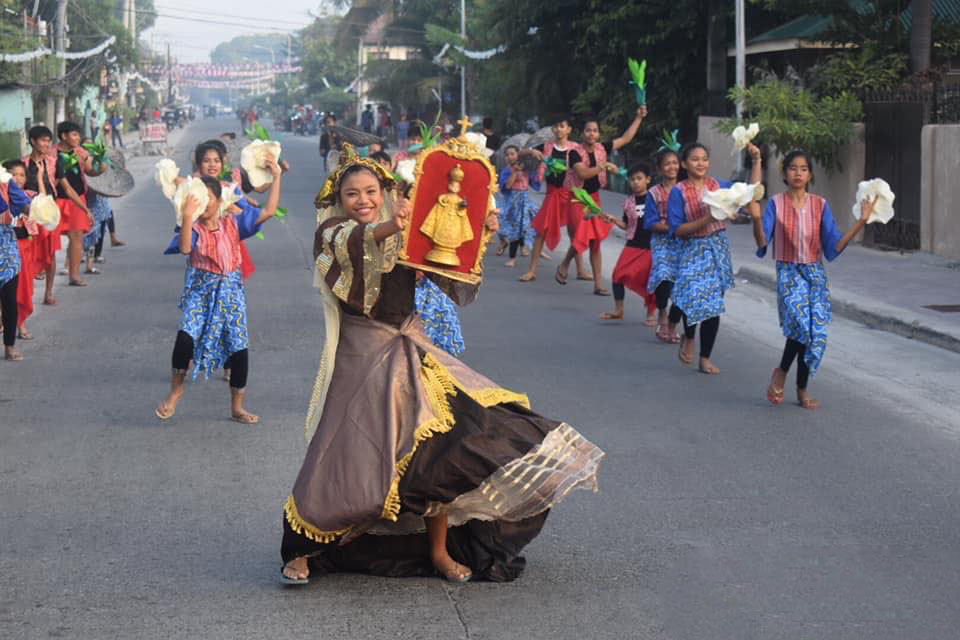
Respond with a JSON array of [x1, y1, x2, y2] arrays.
[[282, 312, 603, 582]]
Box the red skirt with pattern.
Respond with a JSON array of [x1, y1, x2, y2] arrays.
[[531, 185, 571, 251], [571, 191, 612, 253], [612, 246, 656, 310]]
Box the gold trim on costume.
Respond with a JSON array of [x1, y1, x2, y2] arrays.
[[284, 495, 354, 544]]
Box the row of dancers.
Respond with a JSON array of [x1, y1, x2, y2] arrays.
[[493, 113, 875, 408], [0, 123, 124, 362]]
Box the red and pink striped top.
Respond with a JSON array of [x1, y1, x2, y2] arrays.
[[772, 192, 826, 264], [190, 214, 243, 275]]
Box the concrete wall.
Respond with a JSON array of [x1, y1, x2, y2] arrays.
[[698, 116, 866, 235], [0, 87, 33, 160], [921, 125, 960, 259]]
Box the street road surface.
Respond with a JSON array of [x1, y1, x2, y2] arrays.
[[2, 118, 959, 640]]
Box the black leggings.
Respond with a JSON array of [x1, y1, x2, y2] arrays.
[[171, 330, 249, 388], [1, 275, 18, 347], [682, 314, 720, 359], [656, 281, 683, 326], [779, 338, 810, 389], [94, 215, 115, 258]]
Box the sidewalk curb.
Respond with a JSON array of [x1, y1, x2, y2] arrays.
[[736, 264, 960, 355]]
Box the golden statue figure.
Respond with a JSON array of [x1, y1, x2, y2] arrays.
[[420, 164, 473, 267]]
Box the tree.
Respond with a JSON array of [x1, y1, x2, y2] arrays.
[[910, 0, 933, 73]]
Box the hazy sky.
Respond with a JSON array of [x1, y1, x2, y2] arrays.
[[142, 1, 324, 64]]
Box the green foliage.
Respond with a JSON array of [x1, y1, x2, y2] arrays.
[[810, 47, 908, 96], [718, 77, 863, 171], [211, 34, 294, 65], [300, 16, 355, 94]]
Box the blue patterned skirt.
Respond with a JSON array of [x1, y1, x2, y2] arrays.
[[83, 193, 113, 253], [672, 231, 734, 325], [500, 190, 538, 248], [777, 261, 831, 376], [0, 226, 21, 286], [647, 232, 680, 292], [415, 277, 465, 356], [178, 266, 249, 379]]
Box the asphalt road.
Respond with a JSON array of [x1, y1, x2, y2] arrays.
[[3, 118, 960, 640]]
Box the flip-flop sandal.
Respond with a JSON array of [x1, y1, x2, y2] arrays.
[[576, 274, 594, 281], [555, 267, 568, 285], [440, 567, 473, 584], [593, 288, 611, 296], [68, 280, 88, 287], [600, 312, 624, 321], [155, 404, 175, 420], [698, 363, 721, 375], [279, 567, 309, 585], [766, 369, 785, 405], [496, 244, 507, 256], [231, 413, 260, 424], [518, 273, 536, 282], [43, 297, 57, 306], [17, 329, 33, 340], [798, 396, 821, 410], [5, 351, 24, 362], [111, 240, 126, 247], [678, 337, 693, 365], [85, 268, 101, 275]]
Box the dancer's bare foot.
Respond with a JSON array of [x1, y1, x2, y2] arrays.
[[431, 551, 472, 583], [495, 240, 507, 256], [798, 388, 821, 410], [4, 347, 23, 361], [644, 313, 657, 327], [520, 246, 530, 257], [518, 272, 536, 282], [678, 336, 694, 365], [282, 557, 310, 583], [230, 388, 259, 424], [43, 295, 56, 306], [155, 386, 184, 420], [600, 311, 624, 321], [767, 368, 786, 405], [698, 357, 721, 374], [504, 258, 516, 268], [576, 272, 594, 281], [540, 250, 552, 261]]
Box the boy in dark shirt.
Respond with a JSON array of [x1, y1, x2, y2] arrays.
[[600, 162, 657, 323]]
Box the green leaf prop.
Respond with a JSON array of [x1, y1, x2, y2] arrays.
[[255, 231, 265, 240], [60, 151, 80, 175], [628, 57, 648, 106], [219, 161, 234, 181], [658, 129, 681, 153], [572, 187, 604, 220], [275, 206, 288, 220], [544, 157, 568, 178], [245, 123, 271, 141]]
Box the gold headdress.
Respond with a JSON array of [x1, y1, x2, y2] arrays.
[[314, 143, 396, 209]]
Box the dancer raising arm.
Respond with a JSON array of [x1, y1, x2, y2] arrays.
[[281, 147, 603, 585], [519, 116, 583, 282], [748, 150, 873, 409], [155, 156, 283, 423], [668, 142, 762, 374], [558, 107, 647, 294]]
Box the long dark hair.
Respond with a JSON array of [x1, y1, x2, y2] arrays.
[[199, 175, 222, 200]]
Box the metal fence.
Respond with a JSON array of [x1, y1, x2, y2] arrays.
[[863, 84, 960, 125]]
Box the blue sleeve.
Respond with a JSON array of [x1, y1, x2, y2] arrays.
[[7, 182, 30, 215], [717, 178, 734, 189], [820, 201, 844, 262], [0, 191, 7, 216], [667, 187, 686, 235], [234, 198, 263, 241], [643, 193, 658, 231], [755, 199, 777, 258], [498, 167, 512, 191], [529, 172, 541, 192], [163, 225, 198, 255]]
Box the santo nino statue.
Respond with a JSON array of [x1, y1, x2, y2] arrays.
[[420, 164, 473, 267]]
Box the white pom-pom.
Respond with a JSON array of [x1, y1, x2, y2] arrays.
[[28, 194, 61, 231], [0, 166, 11, 185], [703, 182, 765, 220], [154, 158, 180, 200], [395, 158, 417, 185], [172, 177, 210, 228], [732, 122, 760, 153], [853, 178, 895, 224], [240, 140, 282, 189]]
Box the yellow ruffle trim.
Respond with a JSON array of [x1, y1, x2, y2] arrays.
[[285, 351, 533, 540], [380, 352, 531, 522], [283, 494, 354, 544]]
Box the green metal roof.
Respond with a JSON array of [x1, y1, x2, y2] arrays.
[[749, 0, 960, 47], [749, 15, 834, 45], [900, 0, 960, 29]]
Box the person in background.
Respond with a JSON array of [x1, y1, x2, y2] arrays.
[[396, 112, 410, 150], [482, 117, 501, 154], [109, 111, 124, 149], [361, 104, 374, 133]]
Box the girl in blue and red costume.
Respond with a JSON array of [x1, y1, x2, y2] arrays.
[[668, 142, 761, 374], [0, 168, 32, 360], [748, 150, 873, 409]]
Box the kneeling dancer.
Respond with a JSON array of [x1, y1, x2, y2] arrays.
[[281, 150, 604, 585]]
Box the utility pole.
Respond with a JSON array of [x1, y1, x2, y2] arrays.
[[734, 0, 746, 171], [459, 0, 466, 118], [54, 0, 68, 123], [166, 42, 172, 105]]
